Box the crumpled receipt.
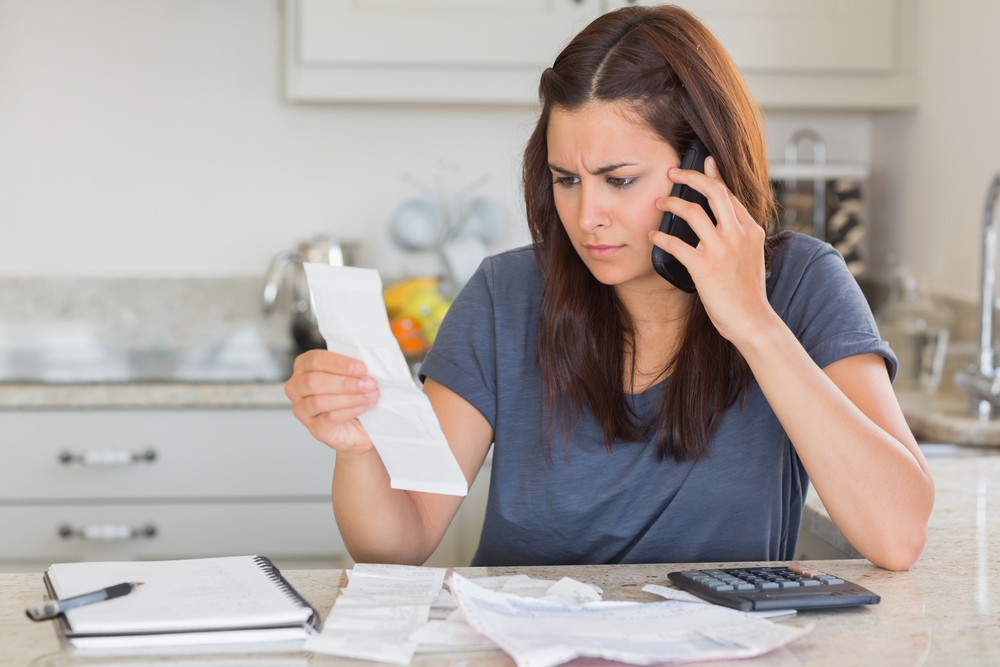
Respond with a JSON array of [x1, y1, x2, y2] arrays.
[[450, 573, 811, 667], [304, 263, 468, 496]]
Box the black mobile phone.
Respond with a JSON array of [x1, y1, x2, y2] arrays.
[[651, 138, 717, 293]]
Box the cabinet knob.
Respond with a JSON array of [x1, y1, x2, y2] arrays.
[[58, 448, 157, 467], [57, 523, 158, 541]]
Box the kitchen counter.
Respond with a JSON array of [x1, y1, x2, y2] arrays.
[[0, 381, 291, 409], [2, 454, 998, 665]]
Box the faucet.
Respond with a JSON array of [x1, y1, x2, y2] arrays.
[[954, 173, 1000, 418]]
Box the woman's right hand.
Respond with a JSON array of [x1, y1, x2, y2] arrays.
[[285, 350, 380, 456]]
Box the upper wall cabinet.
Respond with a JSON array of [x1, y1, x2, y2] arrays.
[[285, 0, 604, 104], [284, 0, 917, 109]]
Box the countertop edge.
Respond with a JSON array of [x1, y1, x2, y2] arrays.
[[0, 382, 292, 409]]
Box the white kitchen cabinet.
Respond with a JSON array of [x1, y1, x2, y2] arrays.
[[285, 0, 604, 104], [0, 409, 489, 571], [285, 0, 917, 109], [612, 0, 916, 109]]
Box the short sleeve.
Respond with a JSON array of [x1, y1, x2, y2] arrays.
[[418, 259, 499, 429], [768, 235, 898, 381]]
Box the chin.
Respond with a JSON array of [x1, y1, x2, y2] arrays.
[[584, 266, 639, 287]]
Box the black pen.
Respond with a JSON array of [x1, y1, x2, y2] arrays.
[[26, 582, 143, 622]]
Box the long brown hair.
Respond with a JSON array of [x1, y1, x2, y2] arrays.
[[525, 5, 778, 462]]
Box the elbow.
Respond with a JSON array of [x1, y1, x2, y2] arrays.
[[866, 495, 933, 571], [867, 525, 927, 571], [870, 470, 935, 572], [856, 492, 934, 572]]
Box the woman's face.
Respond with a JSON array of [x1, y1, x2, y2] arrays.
[[547, 101, 682, 290]]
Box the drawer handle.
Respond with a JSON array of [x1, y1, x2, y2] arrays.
[[58, 523, 158, 541], [58, 448, 157, 467]]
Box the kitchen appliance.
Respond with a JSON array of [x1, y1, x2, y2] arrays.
[[262, 237, 358, 352]]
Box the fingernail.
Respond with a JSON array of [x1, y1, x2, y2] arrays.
[[365, 391, 379, 400], [360, 377, 376, 391], [669, 167, 680, 173], [348, 361, 361, 375], [706, 156, 716, 170]]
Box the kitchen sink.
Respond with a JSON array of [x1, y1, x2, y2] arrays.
[[897, 392, 1000, 447], [0, 323, 294, 384]]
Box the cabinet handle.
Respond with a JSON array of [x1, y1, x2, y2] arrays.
[[58, 448, 157, 467], [57, 523, 158, 541]]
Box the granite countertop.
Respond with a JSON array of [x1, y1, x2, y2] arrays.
[[2, 455, 998, 665], [0, 381, 292, 409]]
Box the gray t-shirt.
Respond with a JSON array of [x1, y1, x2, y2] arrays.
[[419, 232, 896, 567]]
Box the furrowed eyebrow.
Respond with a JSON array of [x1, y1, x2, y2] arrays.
[[548, 162, 638, 176]]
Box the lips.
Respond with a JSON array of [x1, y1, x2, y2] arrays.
[[584, 244, 623, 259]]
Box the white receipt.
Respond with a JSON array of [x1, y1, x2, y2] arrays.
[[304, 263, 468, 496], [304, 564, 447, 664], [450, 573, 811, 667]]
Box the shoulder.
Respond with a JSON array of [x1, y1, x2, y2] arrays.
[[480, 246, 541, 281], [763, 231, 894, 374], [766, 231, 855, 315], [767, 231, 838, 281], [471, 245, 543, 300]]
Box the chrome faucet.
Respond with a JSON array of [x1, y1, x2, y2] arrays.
[[954, 173, 1000, 418]]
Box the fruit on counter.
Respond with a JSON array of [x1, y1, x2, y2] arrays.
[[389, 316, 428, 355], [383, 277, 440, 318], [399, 288, 452, 344]]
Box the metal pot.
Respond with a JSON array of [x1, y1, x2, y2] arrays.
[[262, 237, 359, 352]]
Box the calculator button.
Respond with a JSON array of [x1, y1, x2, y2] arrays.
[[735, 583, 755, 591], [778, 581, 800, 588], [820, 578, 844, 585], [800, 579, 822, 587], [758, 582, 779, 589]]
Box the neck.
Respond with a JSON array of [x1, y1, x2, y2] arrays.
[[614, 273, 694, 393], [614, 273, 693, 329]]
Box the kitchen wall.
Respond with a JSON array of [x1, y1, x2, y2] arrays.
[[0, 0, 536, 279], [2, 0, 988, 300], [868, 0, 1000, 302]]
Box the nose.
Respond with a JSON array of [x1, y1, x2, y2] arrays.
[[577, 182, 611, 234]]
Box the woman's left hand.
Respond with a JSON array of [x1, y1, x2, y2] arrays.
[[648, 156, 775, 345]]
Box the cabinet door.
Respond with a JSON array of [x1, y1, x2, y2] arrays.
[[286, 0, 603, 103], [0, 410, 335, 500], [0, 502, 347, 564], [608, 0, 897, 73]]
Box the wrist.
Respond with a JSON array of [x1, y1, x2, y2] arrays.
[[729, 306, 789, 360]]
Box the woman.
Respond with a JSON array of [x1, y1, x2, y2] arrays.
[[285, 5, 933, 571]]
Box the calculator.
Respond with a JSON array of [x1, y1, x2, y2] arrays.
[[667, 564, 880, 611]]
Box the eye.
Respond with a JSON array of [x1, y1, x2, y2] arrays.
[[553, 176, 580, 188], [607, 176, 637, 189]]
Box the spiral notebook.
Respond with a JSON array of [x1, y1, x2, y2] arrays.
[[43, 555, 319, 653]]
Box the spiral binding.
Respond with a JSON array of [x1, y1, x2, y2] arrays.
[[252, 555, 321, 630]]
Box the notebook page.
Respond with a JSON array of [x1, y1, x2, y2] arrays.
[[48, 556, 312, 634]]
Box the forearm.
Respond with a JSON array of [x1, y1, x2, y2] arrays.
[[736, 312, 934, 570], [331, 449, 439, 565]]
